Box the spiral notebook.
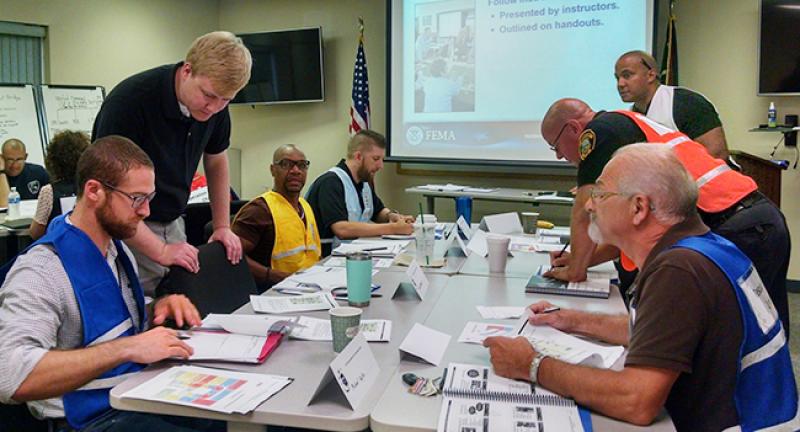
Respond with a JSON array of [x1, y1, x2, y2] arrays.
[[525, 265, 611, 299], [437, 362, 592, 432]]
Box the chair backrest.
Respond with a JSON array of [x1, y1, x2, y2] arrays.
[[156, 241, 257, 317]]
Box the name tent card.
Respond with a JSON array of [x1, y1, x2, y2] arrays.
[[398, 323, 451, 366], [394, 259, 430, 300], [308, 333, 379, 410], [456, 215, 472, 240]]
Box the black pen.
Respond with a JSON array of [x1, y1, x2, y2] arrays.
[[549, 240, 570, 272], [362, 246, 388, 252]]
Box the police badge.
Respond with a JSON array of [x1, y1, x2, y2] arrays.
[[579, 129, 596, 160]]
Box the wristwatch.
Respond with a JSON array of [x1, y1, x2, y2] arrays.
[[529, 352, 548, 384]]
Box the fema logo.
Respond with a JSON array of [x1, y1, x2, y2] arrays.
[[406, 126, 424, 146]]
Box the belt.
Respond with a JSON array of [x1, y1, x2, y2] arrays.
[[700, 191, 762, 229]]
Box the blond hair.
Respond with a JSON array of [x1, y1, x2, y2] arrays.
[[185, 31, 252, 95]]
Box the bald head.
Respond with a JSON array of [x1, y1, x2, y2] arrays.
[[617, 50, 658, 73], [272, 144, 305, 162], [2, 139, 25, 153], [615, 50, 659, 108], [540, 98, 595, 165]]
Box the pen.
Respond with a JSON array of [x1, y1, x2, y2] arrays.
[[549, 240, 571, 272], [540, 306, 561, 314], [362, 246, 388, 252]]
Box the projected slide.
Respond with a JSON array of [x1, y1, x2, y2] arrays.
[[389, 0, 653, 164]]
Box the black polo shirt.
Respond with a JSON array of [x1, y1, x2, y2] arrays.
[[7, 163, 49, 200], [633, 87, 722, 140], [92, 62, 231, 222], [305, 159, 386, 255], [577, 111, 647, 186]]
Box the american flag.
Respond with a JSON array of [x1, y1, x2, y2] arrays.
[[349, 32, 370, 135]]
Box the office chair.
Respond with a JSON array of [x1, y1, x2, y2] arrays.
[[0, 403, 47, 432], [156, 241, 258, 317]]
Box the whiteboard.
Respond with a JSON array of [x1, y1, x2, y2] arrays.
[[40, 85, 105, 143], [0, 85, 45, 165]]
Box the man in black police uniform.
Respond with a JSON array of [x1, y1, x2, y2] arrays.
[[305, 130, 414, 256], [615, 50, 730, 160], [2, 138, 49, 200], [541, 98, 791, 335], [93, 31, 250, 295]]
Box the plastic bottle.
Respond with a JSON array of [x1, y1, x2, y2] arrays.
[[768, 102, 777, 128], [7, 187, 20, 219]]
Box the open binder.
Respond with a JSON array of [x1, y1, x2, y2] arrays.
[[437, 363, 592, 432]]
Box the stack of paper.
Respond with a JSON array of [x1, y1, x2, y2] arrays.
[[120, 365, 292, 414], [272, 267, 350, 292], [417, 184, 467, 192], [332, 239, 409, 257], [458, 318, 623, 369], [323, 256, 394, 268], [290, 316, 391, 342], [181, 314, 296, 363], [250, 292, 338, 314]]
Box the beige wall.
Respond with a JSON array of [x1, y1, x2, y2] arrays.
[[0, 0, 218, 90], [4, 0, 799, 276], [674, 0, 800, 278]]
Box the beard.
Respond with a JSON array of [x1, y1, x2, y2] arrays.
[[587, 216, 604, 245], [357, 165, 374, 183], [98, 202, 140, 240]]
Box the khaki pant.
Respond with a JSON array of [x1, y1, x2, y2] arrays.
[[125, 218, 186, 297]]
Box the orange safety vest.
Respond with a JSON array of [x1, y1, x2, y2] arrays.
[[614, 110, 756, 213], [613, 111, 757, 271]]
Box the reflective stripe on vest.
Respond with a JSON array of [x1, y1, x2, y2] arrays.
[[614, 110, 756, 213], [672, 233, 798, 431], [263, 191, 321, 274], [12, 215, 147, 429]]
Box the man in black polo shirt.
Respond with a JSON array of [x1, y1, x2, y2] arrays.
[[2, 139, 49, 200], [540, 98, 791, 335], [305, 130, 414, 256], [92, 31, 251, 295], [614, 50, 730, 160]]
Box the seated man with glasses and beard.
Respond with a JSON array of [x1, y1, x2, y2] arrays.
[[231, 145, 321, 290]]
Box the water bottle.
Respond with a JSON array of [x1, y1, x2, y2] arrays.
[[7, 187, 20, 219], [768, 102, 777, 128]]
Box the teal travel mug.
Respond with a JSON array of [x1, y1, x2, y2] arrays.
[[346, 251, 372, 306]]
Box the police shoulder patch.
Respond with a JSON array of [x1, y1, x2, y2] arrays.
[[579, 129, 596, 161]]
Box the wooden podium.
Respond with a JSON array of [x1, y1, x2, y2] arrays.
[[731, 150, 785, 208]]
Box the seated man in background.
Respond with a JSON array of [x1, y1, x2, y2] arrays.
[[540, 97, 791, 335], [0, 136, 220, 431], [29, 130, 90, 240], [2, 138, 50, 200], [232, 144, 320, 289], [614, 50, 730, 160], [306, 130, 414, 256], [484, 144, 797, 431]]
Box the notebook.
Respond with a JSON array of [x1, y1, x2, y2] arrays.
[[525, 265, 610, 299], [437, 362, 592, 432]]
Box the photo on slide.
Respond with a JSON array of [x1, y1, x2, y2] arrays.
[[414, 0, 475, 113]]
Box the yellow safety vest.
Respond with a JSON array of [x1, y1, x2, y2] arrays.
[[262, 191, 321, 274]]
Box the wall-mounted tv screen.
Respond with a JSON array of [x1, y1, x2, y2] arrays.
[[233, 27, 324, 104], [759, 0, 800, 95]]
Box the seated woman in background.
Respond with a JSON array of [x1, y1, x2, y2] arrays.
[[29, 130, 89, 240]]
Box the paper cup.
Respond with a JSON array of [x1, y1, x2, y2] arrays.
[[521, 212, 540, 234], [330, 307, 362, 353], [486, 235, 510, 273]]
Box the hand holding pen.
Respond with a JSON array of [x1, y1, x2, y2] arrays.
[[549, 240, 570, 271]]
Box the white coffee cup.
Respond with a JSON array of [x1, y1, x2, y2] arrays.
[[486, 234, 510, 273], [521, 212, 540, 234]]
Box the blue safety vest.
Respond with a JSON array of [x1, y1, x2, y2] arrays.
[[0, 215, 146, 429], [315, 166, 374, 248], [672, 232, 799, 431]]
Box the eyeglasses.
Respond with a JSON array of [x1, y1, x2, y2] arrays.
[[274, 159, 311, 171], [641, 58, 652, 71], [589, 187, 626, 202], [3, 157, 26, 164], [101, 181, 156, 209], [549, 123, 569, 152]]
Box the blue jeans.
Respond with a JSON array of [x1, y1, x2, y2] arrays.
[[71, 410, 224, 432]]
